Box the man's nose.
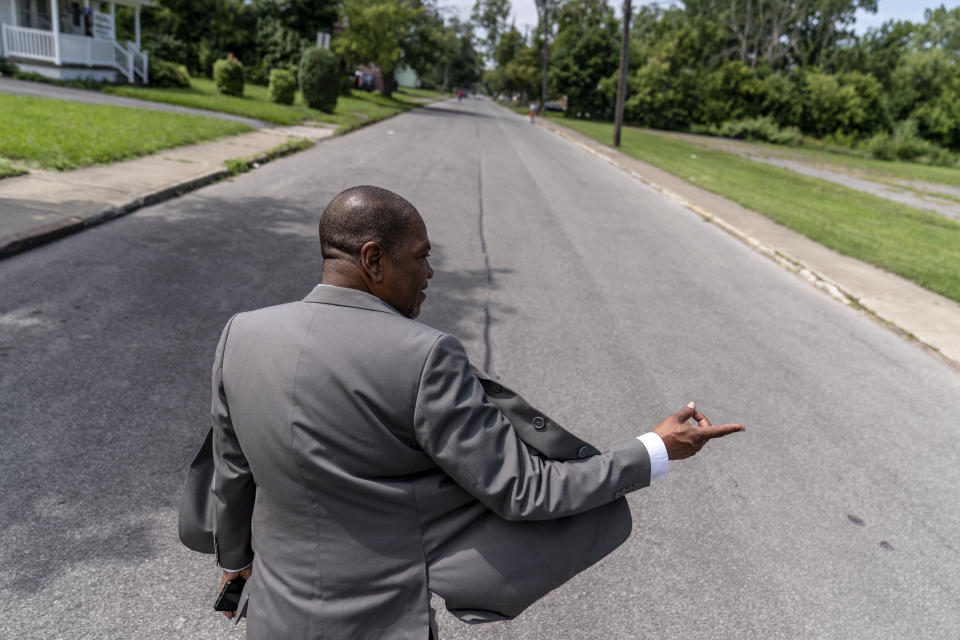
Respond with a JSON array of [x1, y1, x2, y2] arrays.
[[425, 261, 434, 278]]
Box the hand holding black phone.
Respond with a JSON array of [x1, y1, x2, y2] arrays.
[[214, 577, 246, 612]]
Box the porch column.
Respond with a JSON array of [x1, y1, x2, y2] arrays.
[[50, 0, 61, 64], [109, 2, 115, 41], [134, 5, 140, 49], [84, 0, 91, 66]]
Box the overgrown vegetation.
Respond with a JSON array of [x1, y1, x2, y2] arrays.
[[0, 157, 27, 180], [0, 94, 249, 170], [224, 137, 315, 175]]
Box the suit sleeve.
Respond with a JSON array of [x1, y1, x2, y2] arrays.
[[413, 334, 652, 521], [211, 315, 255, 570]]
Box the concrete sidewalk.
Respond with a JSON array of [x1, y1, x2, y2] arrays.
[[0, 124, 333, 257], [535, 116, 960, 368]]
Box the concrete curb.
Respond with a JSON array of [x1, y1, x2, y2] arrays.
[[0, 168, 227, 260], [533, 116, 960, 370]]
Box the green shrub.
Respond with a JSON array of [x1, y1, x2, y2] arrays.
[[149, 58, 191, 88], [268, 68, 296, 105], [702, 116, 804, 146], [213, 54, 244, 97], [245, 60, 271, 87], [865, 119, 955, 165], [298, 47, 339, 112], [0, 59, 17, 76]]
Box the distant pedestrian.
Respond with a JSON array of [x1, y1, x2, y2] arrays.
[[457, 89, 464, 101], [529, 103, 537, 124]]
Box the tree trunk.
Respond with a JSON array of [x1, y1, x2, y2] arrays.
[[380, 69, 396, 98]]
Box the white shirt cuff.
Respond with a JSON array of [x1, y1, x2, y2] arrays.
[[220, 563, 252, 573], [637, 432, 669, 481]]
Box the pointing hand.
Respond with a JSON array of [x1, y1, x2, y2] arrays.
[[653, 401, 745, 460]]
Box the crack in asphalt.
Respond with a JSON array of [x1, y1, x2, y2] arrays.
[[476, 118, 494, 374]]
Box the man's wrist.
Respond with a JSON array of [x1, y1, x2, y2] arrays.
[[637, 432, 669, 481], [221, 563, 252, 573]]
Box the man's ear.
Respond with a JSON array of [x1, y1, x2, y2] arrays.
[[359, 241, 386, 283]]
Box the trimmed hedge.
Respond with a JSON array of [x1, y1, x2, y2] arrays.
[[268, 69, 296, 105], [213, 55, 244, 97], [149, 58, 191, 88], [298, 47, 339, 112]]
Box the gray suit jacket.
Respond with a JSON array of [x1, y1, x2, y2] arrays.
[[200, 285, 652, 639]]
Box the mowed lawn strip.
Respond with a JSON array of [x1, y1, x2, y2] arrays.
[[672, 133, 960, 190], [0, 93, 249, 170], [105, 77, 437, 128], [549, 116, 960, 304]]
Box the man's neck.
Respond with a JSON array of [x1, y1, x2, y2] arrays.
[[320, 260, 373, 296]]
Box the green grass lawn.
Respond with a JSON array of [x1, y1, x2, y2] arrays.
[[0, 93, 249, 170], [680, 134, 960, 190], [546, 114, 960, 304], [104, 77, 442, 128]]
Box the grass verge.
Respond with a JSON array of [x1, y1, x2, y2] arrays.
[[224, 137, 315, 176], [0, 157, 28, 179], [105, 77, 441, 128], [0, 93, 249, 170], [684, 134, 960, 190], [546, 115, 960, 304]]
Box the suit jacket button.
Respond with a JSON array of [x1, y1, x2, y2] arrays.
[[577, 446, 590, 458], [532, 416, 546, 430]]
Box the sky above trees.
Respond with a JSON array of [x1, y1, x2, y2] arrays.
[[442, 0, 951, 35]]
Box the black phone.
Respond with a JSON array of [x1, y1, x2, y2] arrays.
[[214, 577, 246, 612]]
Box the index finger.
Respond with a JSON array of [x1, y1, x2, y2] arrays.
[[699, 423, 745, 439]]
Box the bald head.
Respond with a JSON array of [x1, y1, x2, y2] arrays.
[[319, 186, 420, 262]]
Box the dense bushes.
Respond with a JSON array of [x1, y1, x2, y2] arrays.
[[213, 54, 244, 97], [865, 120, 953, 164], [298, 47, 339, 112], [268, 69, 297, 105], [149, 58, 191, 88], [694, 117, 803, 146]]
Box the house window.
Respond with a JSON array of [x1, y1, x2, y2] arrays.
[[18, 0, 53, 30]]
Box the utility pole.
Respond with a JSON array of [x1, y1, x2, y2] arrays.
[[613, 0, 632, 147], [535, 0, 549, 116]]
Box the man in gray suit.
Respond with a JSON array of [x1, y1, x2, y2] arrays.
[[209, 185, 744, 639]]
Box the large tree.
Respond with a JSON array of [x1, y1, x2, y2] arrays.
[[550, 0, 620, 117], [472, 0, 512, 62], [333, 0, 420, 96]]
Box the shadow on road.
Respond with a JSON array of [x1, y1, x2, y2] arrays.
[[0, 191, 516, 594]]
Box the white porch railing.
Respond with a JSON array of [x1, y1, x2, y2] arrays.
[[1, 24, 56, 62], [1, 24, 148, 84]]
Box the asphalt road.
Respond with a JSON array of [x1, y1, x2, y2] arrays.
[[1, 98, 958, 639]]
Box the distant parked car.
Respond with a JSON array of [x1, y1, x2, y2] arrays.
[[353, 71, 376, 92], [544, 101, 564, 112]]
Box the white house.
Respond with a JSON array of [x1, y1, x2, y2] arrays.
[[0, 0, 149, 83]]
